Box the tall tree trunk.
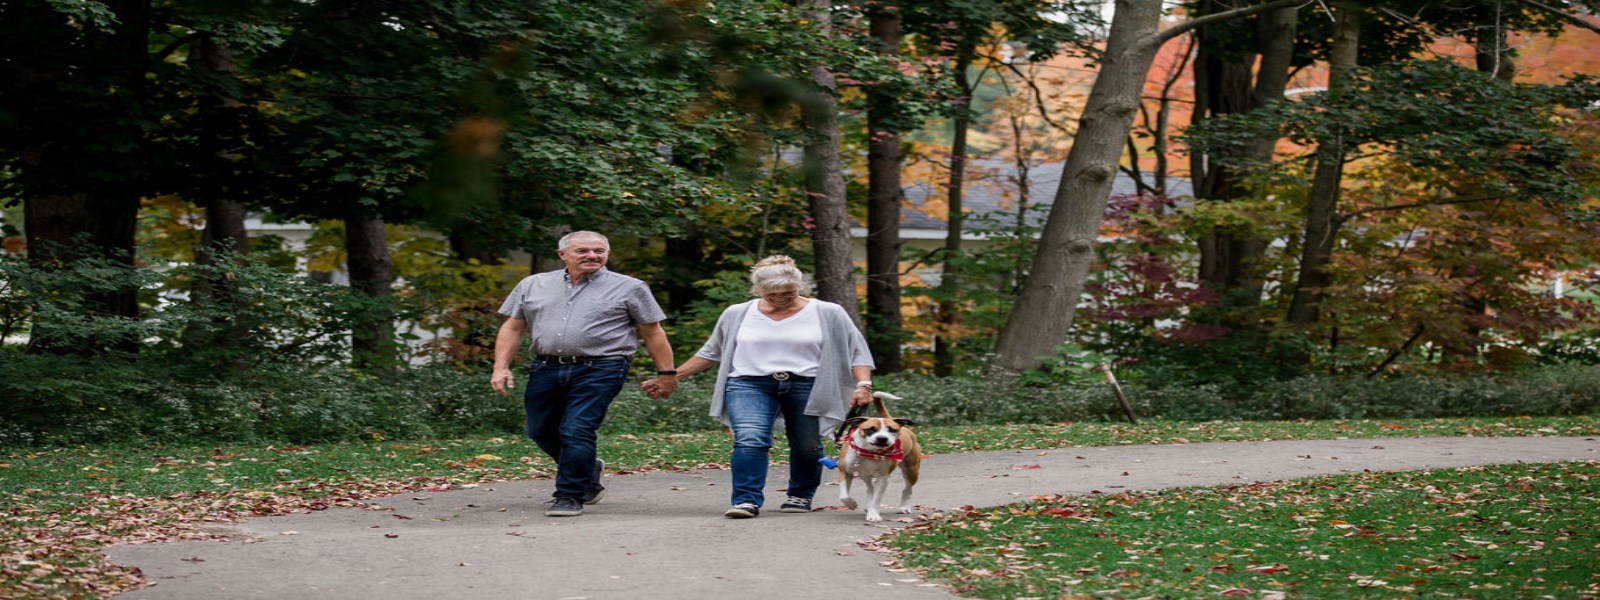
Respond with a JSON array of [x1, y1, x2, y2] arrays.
[[83, 0, 148, 328], [1193, 0, 1297, 308], [933, 41, 976, 377], [190, 36, 249, 315], [1284, 0, 1361, 327], [865, 7, 905, 374], [345, 212, 397, 369], [799, 0, 862, 327], [993, 0, 1302, 371], [21, 0, 150, 353]]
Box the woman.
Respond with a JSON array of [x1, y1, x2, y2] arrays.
[[645, 255, 875, 518]]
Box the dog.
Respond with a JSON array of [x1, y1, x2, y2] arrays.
[[836, 391, 921, 522]]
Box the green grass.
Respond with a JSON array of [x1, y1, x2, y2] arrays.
[[2, 415, 1597, 598], [887, 462, 1600, 598]]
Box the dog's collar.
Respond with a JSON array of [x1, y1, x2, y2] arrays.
[[847, 427, 905, 461]]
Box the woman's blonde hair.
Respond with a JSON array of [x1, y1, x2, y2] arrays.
[[749, 255, 809, 296]]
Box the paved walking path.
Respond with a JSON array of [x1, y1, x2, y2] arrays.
[[105, 436, 1598, 599]]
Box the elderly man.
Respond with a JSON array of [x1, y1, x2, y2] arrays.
[[491, 231, 678, 517]]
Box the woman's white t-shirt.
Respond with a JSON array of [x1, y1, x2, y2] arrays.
[[728, 299, 823, 377]]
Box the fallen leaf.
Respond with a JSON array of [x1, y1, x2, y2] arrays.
[[1248, 564, 1289, 574]]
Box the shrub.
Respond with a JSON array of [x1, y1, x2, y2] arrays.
[[4, 361, 1595, 448]]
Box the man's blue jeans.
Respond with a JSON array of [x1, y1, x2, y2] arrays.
[[724, 375, 824, 507], [523, 356, 630, 500]]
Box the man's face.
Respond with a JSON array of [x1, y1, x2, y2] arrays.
[[559, 237, 610, 276]]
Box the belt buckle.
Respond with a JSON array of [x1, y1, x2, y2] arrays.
[[772, 372, 790, 381], [558, 356, 579, 364]]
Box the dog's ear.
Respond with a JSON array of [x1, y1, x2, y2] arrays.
[[842, 416, 870, 430], [891, 418, 917, 428]]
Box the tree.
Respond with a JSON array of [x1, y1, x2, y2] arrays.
[[3, 0, 167, 345], [902, 0, 1096, 375], [865, 2, 908, 373], [1284, 0, 1362, 328], [799, 0, 864, 326], [993, 0, 1302, 371], [1188, 0, 1299, 311]]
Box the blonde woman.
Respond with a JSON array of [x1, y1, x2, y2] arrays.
[[645, 256, 875, 518]]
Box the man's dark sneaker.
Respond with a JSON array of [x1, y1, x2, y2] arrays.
[[545, 497, 584, 517], [724, 502, 760, 518], [583, 459, 606, 505], [779, 496, 812, 513]]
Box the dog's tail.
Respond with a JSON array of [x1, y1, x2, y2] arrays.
[[870, 391, 901, 420]]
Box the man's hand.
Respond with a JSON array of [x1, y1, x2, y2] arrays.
[[491, 368, 515, 396], [643, 375, 678, 399]]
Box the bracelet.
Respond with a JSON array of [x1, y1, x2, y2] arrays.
[[657, 370, 678, 376], [855, 381, 873, 388]]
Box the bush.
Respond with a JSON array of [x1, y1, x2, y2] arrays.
[[4, 359, 1595, 448], [0, 355, 523, 447]]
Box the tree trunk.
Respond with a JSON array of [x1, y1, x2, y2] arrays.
[[800, 0, 863, 327], [20, 0, 151, 353], [191, 36, 249, 314], [865, 7, 905, 374], [345, 212, 397, 369], [1193, 1, 1297, 308], [1474, 24, 1517, 83], [933, 41, 976, 377], [1284, 0, 1361, 327], [994, 0, 1257, 371]]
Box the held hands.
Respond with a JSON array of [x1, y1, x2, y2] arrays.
[[641, 375, 678, 399]]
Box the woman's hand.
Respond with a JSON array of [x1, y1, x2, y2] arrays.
[[850, 385, 874, 407]]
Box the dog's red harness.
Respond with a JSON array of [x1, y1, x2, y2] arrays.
[[846, 426, 904, 461]]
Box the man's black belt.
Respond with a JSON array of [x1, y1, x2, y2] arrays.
[[536, 355, 619, 364]]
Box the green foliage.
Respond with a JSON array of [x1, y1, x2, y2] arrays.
[[0, 355, 517, 447], [901, 209, 1040, 371], [1187, 59, 1599, 207], [1537, 328, 1600, 367], [0, 246, 162, 353]]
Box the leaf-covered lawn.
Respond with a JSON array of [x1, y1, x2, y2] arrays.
[[886, 461, 1600, 599], [2, 416, 1596, 598]]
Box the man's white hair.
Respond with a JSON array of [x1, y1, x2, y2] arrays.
[[558, 231, 609, 251]]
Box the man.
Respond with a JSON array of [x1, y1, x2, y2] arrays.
[[491, 231, 679, 517]]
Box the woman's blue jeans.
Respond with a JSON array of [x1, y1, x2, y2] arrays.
[[724, 375, 824, 507], [522, 356, 630, 500]]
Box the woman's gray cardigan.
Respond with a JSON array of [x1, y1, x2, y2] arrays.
[[695, 299, 875, 437]]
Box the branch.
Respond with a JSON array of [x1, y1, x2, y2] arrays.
[[1158, 0, 1310, 44], [992, 58, 1075, 133], [1341, 195, 1504, 220], [155, 32, 206, 61], [1510, 0, 1600, 35]]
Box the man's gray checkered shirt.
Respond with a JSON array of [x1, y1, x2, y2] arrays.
[[496, 267, 667, 357]]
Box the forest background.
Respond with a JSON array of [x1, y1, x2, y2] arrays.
[[4, 0, 1600, 446]]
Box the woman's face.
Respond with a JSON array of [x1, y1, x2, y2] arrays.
[[762, 287, 800, 309]]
